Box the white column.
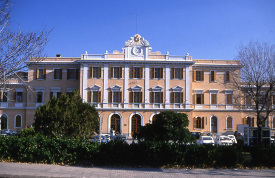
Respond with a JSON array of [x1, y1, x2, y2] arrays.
[[144, 64, 149, 108], [82, 64, 88, 102], [124, 64, 129, 108], [103, 64, 108, 108], [185, 65, 190, 108], [165, 65, 170, 108]]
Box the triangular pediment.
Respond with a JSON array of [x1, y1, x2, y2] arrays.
[[110, 85, 121, 91], [172, 86, 183, 92], [152, 85, 163, 92], [89, 85, 101, 91], [131, 85, 142, 92]]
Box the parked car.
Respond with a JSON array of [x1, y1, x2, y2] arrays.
[[197, 136, 215, 145], [228, 135, 237, 144], [112, 134, 127, 143], [101, 134, 111, 142], [215, 136, 233, 146], [94, 135, 108, 143], [191, 132, 201, 139]]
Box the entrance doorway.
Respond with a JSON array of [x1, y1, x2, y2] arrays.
[[111, 114, 121, 134], [211, 116, 218, 133], [131, 114, 141, 137]]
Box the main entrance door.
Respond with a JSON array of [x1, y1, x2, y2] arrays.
[[211, 116, 218, 133], [131, 114, 141, 137], [111, 114, 120, 134]]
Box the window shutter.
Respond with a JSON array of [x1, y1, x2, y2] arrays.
[[214, 71, 216, 81], [43, 69, 46, 79], [98, 67, 101, 78], [193, 70, 196, 82], [87, 91, 91, 103], [131, 67, 134, 78], [60, 69, 62, 79], [98, 91, 101, 102], [194, 94, 197, 104], [150, 92, 154, 103], [76, 69, 80, 80], [180, 92, 184, 103], [139, 92, 143, 103], [119, 67, 122, 78], [160, 68, 163, 78], [54, 69, 57, 79], [34, 69, 37, 80], [160, 92, 163, 103], [243, 117, 246, 125], [202, 94, 204, 104], [129, 92, 133, 103], [171, 68, 175, 79], [119, 91, 122, 103], [180, 68, 183, 79], [110, 67, 113, 78], [151, 68, 154, 78], [202, 117, 205, 129], [140, 67, 143, 78], [108, 91, 112, 103], [170, 92, 174, 103], [193, 117, 196, 129], [228, 71, 232, 81], [201, 71, 204, 81], [67, 69, 70, 79], [14, 92, 16, 101], [88, 67, 92, 78]]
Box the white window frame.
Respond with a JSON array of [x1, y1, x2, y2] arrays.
[[226, 116, 233, 130], [210, 89, 219, 109], [14, 114, 22, 129]]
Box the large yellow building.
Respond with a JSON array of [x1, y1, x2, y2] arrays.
[[1, 34, 274, 136]]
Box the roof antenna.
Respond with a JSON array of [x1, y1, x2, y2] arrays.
[[136, 14, 138, 34]]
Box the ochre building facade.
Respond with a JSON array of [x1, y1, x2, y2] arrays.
[[1, 34, 275, 136]]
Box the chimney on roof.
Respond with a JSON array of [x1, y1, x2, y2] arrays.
[[56, 54, 61, 57]]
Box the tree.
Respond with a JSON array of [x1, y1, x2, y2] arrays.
[[33, 90, 99, 139], [137, 111, 194, 143], [233, 42, 275, 145], [0, 0, 50, 83]]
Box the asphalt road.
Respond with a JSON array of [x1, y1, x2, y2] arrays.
[[0, 162, 274, 178]]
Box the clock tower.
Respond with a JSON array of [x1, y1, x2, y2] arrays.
[[124, 34, 151, 60]]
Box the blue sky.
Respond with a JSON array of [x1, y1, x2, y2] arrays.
[[10, 0, 275, 60]]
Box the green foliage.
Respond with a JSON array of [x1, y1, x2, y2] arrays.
[[0, 135, 274, 168], [33, 90, 98, 139], [17, 127, 37, 137], [137, 111, 194, 143]]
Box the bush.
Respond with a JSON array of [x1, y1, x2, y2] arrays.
[[0, 135, 274, 168]]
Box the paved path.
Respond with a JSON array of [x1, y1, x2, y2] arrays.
[[0, 162, 274, 178]]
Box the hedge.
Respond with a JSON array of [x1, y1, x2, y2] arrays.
[[0, 135, 274, 168]]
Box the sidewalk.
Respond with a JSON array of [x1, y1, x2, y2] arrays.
[[0, 162, 274, 178]]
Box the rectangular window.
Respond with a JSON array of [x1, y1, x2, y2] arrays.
[[193, 70, 204, 82], [111, 67, 122, 78], [36, 92, 43, 103], [50, 92, 61, 98], [171, 92, 183, 103], [195, 93, 204, 104], [90, 67, 101, 78], [36, 68, 46, 80], [67, 69, 79, 80], [150, 92, 163, 103], [16, 92, 23, 102], [0, 92, 8, 102], [172, 68, 183, 79], [54, 69, 62, 79], [211, 93, 217, 104], [87, 91, 101, 103], [154, 68, 162, 78], [131, 67, 142, 78], [225, 71, 231, 82], [129, 92, 142, 103], [194, 117, 204, 129], [210, 71, 216, 82], [226, 93, 233, 105], [245, 94, 252, 106]]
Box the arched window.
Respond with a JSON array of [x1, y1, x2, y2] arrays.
[[1, 114, 8, 130], [131, 114, 141, 137], [111, 114, 121, 134], [226, 116, 233, 130], [15, 115, 22, 128], [152, 114, 158, 124]]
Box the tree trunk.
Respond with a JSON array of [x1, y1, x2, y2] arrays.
[[257, 126, 263, 145]]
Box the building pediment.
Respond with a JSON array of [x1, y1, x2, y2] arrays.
[[131, 85, 142, 92], [89, 85, 101, 91], [110, 85, 121, 92], [152, 85, 163, 92], [172, 86, 183, 92]]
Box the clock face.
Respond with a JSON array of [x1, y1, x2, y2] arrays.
[[132, 47, 142, 55]]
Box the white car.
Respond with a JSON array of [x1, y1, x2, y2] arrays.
[[197, 136, 215, 145], [228, 135, 237, 144], [215, 136, 233, 146]]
